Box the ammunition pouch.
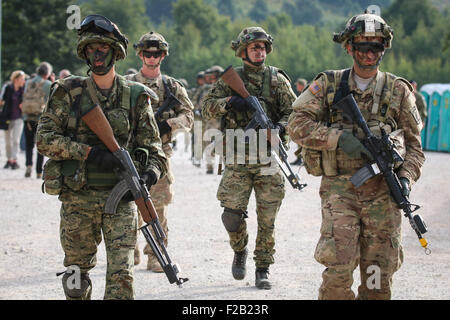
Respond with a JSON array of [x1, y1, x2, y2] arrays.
[[61, 160, 88, 191], [42, 159, 63, 195], [301, 148, 323, 177]]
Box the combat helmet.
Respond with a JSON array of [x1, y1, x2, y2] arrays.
[[133, 31, 169, 56], [333, 12, 393, 49], [205, 65, 224, 78], [77, 14, 128, 61], [231, 27, 273, 57]]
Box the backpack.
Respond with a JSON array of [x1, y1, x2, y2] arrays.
[[21, 79, 46, 115]]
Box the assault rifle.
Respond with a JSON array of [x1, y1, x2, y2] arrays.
[[221, 65, 307, 191], [334, 94, 430, 254], [81, 104, 189, 287], [154, 90, 182, 120]]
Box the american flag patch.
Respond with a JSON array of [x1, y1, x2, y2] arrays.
[[309, 81, 321, 95]]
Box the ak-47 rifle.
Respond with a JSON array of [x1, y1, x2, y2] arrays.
[[81, 104, 189, 286], [221, 65, 307, 191], [334, 94, 430, 254]]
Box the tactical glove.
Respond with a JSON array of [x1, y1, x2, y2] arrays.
[[227, 96, 250, 112], [87, 146, 122, 171], [274, 123, 285, 136], [338, 131, 373, 160], [142, 170, 158, 189], [157, 120, 171, 136], [399, 177, 410, 197]]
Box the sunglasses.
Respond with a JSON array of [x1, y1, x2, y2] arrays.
[[143, 50, 163, 58], [352, 42, 385, 53]]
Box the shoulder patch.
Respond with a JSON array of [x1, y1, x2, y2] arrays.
[[309, 80, 322, 95]]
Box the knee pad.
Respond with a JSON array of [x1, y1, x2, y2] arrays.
[[222, 208, 247, 232], [62, 270, 92, 300]]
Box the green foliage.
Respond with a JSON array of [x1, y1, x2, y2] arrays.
[[2, 0, 448, 89], [1, 0, 83, 81]]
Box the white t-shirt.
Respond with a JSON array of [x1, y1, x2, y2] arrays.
[[353, 73, 375, 91]]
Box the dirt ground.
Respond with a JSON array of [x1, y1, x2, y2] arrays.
[[0, 132, 449, 300]]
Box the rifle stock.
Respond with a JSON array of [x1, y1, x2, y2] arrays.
[[221, 65, 250, 99], [81, 105, 120, 153]]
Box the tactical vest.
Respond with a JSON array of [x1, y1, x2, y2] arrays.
[[42, 75, 152, 194], [221, 65, 289, 131], [302, 69, 411, 176]]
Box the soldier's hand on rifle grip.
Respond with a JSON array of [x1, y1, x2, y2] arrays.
[[274, 123, 285, 136], [86, 146, 123, 171], [142, 170, 158, 189], [399, 177, 410, 197], [226, 96, 250, 112], [338, 131, 373, 160], [157, 120, 171, 135]]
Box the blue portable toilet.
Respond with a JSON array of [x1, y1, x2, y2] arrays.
[[420, 84, 450, 152], [427, 92, 441, 151], [438, 91, 450, 152]]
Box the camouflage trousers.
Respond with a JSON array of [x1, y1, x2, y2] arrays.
[[315, 174, 404, 300], [217, 164, 285, 268], [59, 188, 138, 300], [203, 118, 221, 166]]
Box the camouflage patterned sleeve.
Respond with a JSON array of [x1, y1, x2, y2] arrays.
[[134, 93, 168, 180], [275, 72, 296, 126], [36, 85, 91, 160], [167, 80, 194, 132], [201, 79, 232, 120], [286, 74, 342, 151], [395, 81, 425, 184]]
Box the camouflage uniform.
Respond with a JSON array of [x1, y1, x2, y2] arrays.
[[202, 27, 296, 273], [414, 91, 428, 124], [127, 31, 194, 269], [36, 15, 168, 300], [201, 66, 223, 173], [287, 13, 425, 300]]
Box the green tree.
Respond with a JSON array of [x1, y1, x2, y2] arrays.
[[1, 0, 82, 81]]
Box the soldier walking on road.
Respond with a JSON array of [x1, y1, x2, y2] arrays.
[[287, 12, 425, 299], [202, 27, 296, 289], [36, 15, 168, 299], [126, 31, 194, 272]]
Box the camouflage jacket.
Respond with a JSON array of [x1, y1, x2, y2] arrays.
[[125, 70, 194, 151], [287, 68, 425, 184], [202, 63, 296, 164], [36, 74, 168, 184]]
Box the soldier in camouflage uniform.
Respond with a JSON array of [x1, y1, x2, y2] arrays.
[[190, 71, 206, 166], [410, 80, 428, 125], [36, 15, 168, 300], [202, 65, 223, 174], [202, 27, 296, 289], [287, 12, 425, 299], [126, 31, 194, 272]]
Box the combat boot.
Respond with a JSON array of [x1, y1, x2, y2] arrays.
[[232, 248, 248, 280], [147, 255, 163, 273], [255, 267, 271, 290]]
